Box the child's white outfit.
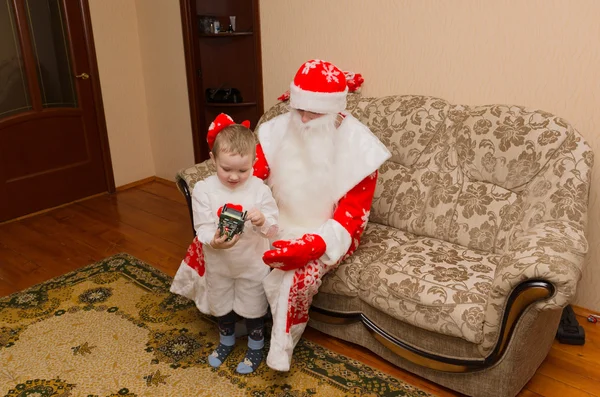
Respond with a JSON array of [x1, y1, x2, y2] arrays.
[[171, 175, 278, 319]]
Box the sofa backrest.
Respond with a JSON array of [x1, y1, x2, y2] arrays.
[[351, 95, 593, 254], [257, 94, 593, 254]]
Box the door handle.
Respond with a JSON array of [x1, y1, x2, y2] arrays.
[[76, 73, 90, 80]]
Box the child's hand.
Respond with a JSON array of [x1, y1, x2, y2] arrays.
[[209, 229, 240, 249], [246, 208, 265, 227]]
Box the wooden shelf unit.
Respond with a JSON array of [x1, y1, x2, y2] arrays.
[[203, 102, 257, 108], [199, 32, 253, 37], [180, 0, 263, 163]]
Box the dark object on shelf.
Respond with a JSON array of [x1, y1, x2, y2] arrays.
[[199, 32, 253, 37], [204, 102, 257, 108], [218, 204, 247, 241], [205, 87, 243, 104], [198, 15, 216, 34], [556, 305, 585, 345]]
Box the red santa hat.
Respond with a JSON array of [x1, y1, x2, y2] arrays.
[[207, 113, 250, 151], [289, 59, 349, 114]]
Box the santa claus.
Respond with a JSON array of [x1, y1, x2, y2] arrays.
[[254, 59, 391, 371]]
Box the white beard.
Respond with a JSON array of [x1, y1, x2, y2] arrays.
[[267, 110, 339, 239]]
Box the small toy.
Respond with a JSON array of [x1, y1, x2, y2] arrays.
[[587, 314, 599, 324], [218, 204, 247, 241]]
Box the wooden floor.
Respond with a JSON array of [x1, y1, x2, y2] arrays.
[[1, 179, 599, 397]]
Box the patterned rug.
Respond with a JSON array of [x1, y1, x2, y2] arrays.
[[0, 254, 433, 397]]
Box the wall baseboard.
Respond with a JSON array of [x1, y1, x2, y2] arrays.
[[116, 176, 177, 192], [571, 304, 600, 318], [154, 176, 176, 186], [115, 176, 157, 191]]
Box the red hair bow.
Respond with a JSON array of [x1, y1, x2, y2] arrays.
[[207, 113, 251, 150]]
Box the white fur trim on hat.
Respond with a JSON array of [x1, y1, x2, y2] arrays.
[[289, 82, 348, 114]]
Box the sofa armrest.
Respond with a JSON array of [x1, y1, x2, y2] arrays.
[[493, 220, 587, 309], [176, 159, 216, 237], [176, 159, 215, 195], [477, 220, 587, 355]]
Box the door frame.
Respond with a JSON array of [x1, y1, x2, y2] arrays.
[[79, 0, 115, 193], [179, 0, 205, 164]]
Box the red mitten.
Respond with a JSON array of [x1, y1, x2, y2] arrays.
[[262, 234, 326, 271]]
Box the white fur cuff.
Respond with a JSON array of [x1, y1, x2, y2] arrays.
[[317, 219, 352, 266], [289, 82, 348, 114]]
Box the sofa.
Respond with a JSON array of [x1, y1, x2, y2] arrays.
[[176, 94, 593, 397]]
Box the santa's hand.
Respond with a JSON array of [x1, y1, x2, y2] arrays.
[[262, 234, 326, 271]]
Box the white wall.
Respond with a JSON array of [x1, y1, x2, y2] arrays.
[[88, 0, 155, 186], [135, 0, 195, 181], [89, 0, 194, 186]]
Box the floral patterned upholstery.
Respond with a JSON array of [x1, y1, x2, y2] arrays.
[[349, 95, 591, 353], [320, 223, 420, 297], [177, 94, 593, 355], [176, 157, 215, 195], [320, 222, 497, 344]]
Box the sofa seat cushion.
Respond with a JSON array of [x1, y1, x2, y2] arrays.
[[311, 292, 487, 360], [320, 223, 420, 296], [355, 225, 498, 344]]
